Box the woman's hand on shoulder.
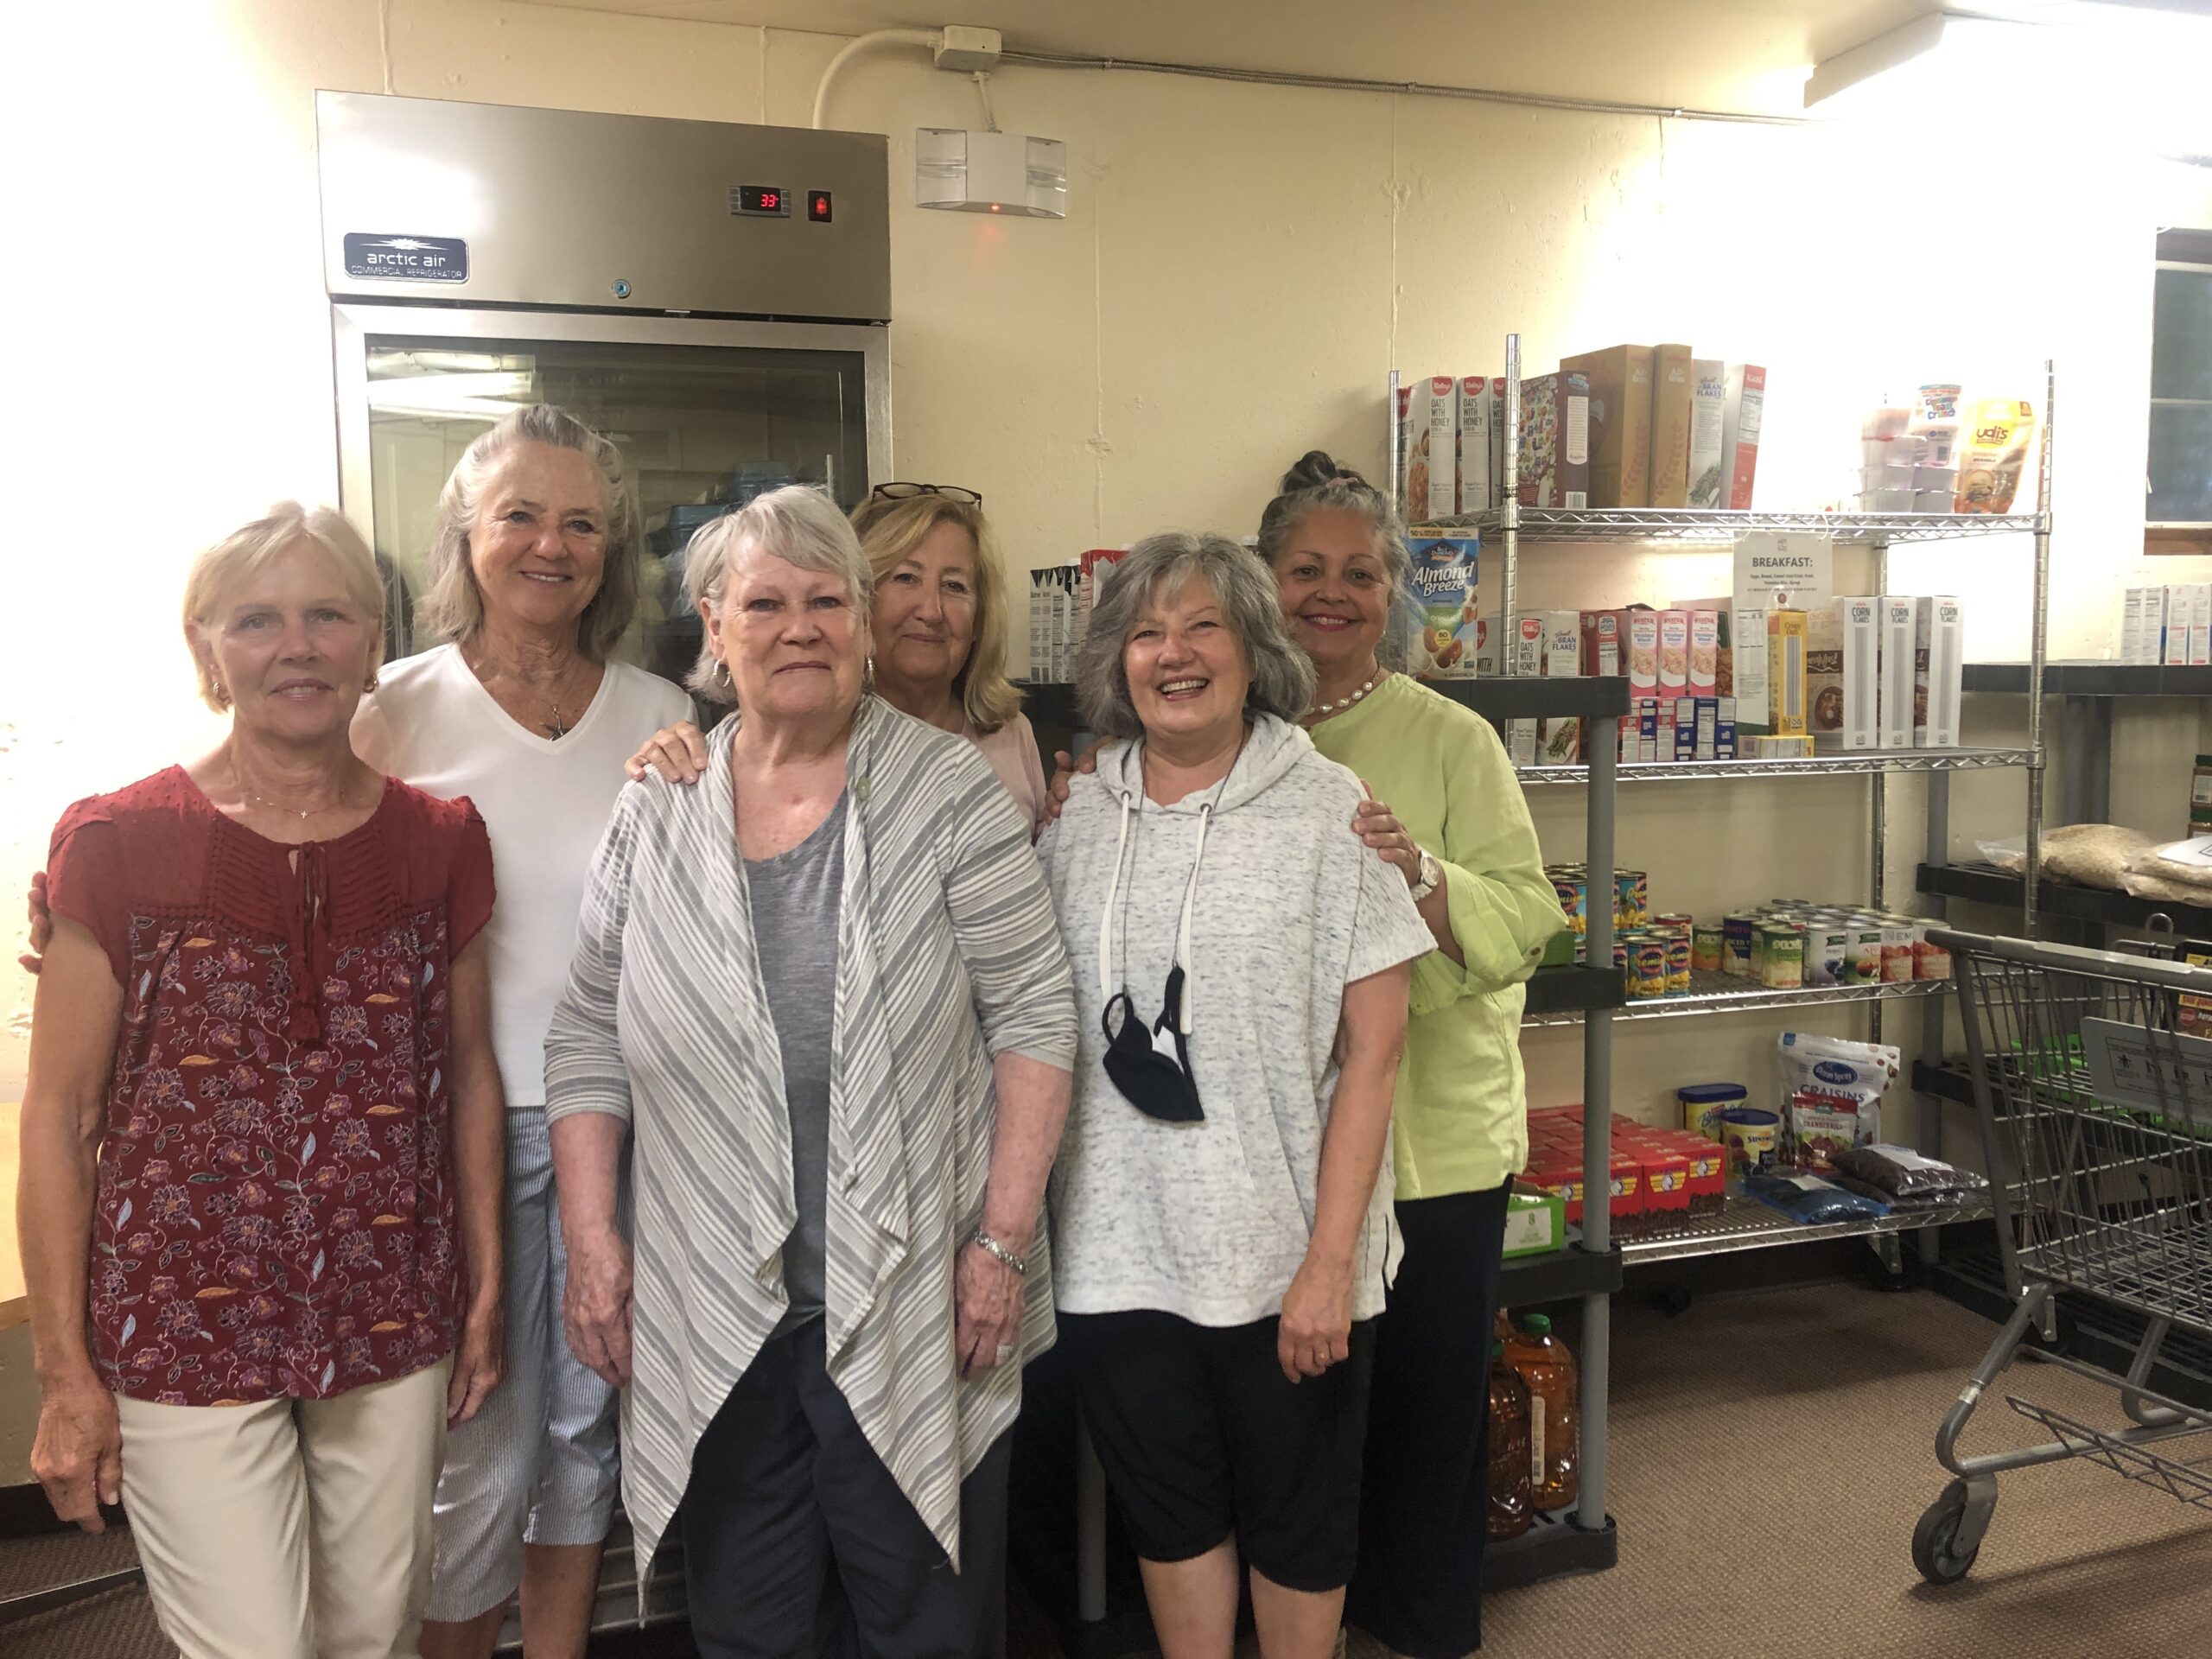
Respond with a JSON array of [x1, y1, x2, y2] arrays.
[[18, 869, 51, 974], [626, 721, 709, 785], [1042, 746, 1100, 825], [1351, 780, 1422, 889]]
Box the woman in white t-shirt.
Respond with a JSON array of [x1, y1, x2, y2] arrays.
[[352, 405, 691, 1659], [624, 483, 1050, 836]]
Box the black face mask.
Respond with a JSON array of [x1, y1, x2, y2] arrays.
[[1102, 965, 1203, 1122]]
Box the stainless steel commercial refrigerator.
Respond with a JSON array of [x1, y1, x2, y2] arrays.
[[317, 91, 893, 1637], [319, 91, 893, 681]]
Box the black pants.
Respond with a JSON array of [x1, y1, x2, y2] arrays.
[[1344, 1179, 1513, 1658], [682, 1319, 1012, 1659]]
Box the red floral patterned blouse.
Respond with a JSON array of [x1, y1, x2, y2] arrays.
[[45, 767, 494, 1407]]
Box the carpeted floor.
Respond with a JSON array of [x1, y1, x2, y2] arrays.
[[7, 1279, 2210, 1657]]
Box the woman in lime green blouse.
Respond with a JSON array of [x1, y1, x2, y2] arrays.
[[1259, 451, 1560, 1658]]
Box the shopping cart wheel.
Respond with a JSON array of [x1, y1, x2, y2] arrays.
[[1911, 1481, 1986, 1585]]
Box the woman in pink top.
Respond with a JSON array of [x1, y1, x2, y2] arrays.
[[629, 484, 1048, 836]]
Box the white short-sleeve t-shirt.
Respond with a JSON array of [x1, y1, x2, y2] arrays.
[[353, 643, 693, 1106]]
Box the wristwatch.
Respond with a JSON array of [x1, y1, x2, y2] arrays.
[[1408, 849, 1444, 902]]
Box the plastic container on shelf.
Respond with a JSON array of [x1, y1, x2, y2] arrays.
[[1506, 1314, 1581, 1512], [1487, 1340, 1535, 1541]]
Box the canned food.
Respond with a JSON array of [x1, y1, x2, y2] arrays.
[[1758, 924, 1805, 989], [1848, 919, 1885, 983], [1723, 914, 1758, 978], [1653, 912, 1695, 933], [1881, 920, 1916, 983], [1691, 922, 1725, 974], [1804, 922, 1850, 988], [1665, 931, 1693, 994], [1629, 937, 1669, 1000], [1616, 870, 1649, 929]]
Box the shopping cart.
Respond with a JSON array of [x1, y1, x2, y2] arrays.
[[1914, 928, 2212, 1585]]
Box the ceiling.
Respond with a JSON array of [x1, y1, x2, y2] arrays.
[[519, 0, 1943, 117]]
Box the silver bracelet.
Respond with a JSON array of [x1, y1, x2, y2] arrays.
[[969, 1230, 1029, 1276]]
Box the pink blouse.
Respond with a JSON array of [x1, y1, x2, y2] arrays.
[[966, 714, 1050, 841]]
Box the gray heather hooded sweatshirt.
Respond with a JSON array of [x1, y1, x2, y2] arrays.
[[1039, 713, 1433, 1326]]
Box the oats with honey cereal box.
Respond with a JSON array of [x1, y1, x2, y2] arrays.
[[1404, 376, 1459, 522]]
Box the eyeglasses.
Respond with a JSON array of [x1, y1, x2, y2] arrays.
[[870, 481, 983, 509]]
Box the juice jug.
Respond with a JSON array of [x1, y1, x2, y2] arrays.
[[1506, 1313, 1580, 1511], [1486, 1340, 1534, 1541]]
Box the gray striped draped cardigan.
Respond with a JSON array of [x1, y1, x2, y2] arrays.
[[543, 696, 1077, 1590]]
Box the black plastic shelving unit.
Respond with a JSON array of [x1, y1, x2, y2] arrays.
[[1918, 861, 2212, 935]]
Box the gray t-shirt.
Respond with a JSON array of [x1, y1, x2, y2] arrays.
[[747, 794, 846, 1325]]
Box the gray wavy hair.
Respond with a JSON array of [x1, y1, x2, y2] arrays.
[[1255, 449, 1416, 665], [418, 404, 644, 662], [1076, 532, 1316, 740], [683, 485, 873, 703]]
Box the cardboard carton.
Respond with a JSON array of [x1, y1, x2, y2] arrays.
[[1916, 596, 1964, 749], [1405, 376, 1459, 522], [1650, 344, 1694, 508], [1560, 345, 1654, 508], [1457, 375, 1498, 514], [1539, 611, 1583, 764], [1721, 364, 1766, 510], [1808, 598, 1879, 753], [1517, 372, 1592, 508], [1879, 596, 1918, 750], [1688, 609, 1720, 699], [1767, 608, 1808, 736], [1688, 359, 1728, 508]]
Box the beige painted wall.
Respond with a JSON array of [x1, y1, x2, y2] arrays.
[[3, 0, 2209, 1132]]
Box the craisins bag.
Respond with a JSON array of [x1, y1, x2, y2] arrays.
[[1777, 1033, 1898, 1172]]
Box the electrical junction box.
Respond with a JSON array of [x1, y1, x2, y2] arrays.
[[914, 129, 1067, 218]]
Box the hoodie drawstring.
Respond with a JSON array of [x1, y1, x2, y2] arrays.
[[1096, 785, 1214, 1038]]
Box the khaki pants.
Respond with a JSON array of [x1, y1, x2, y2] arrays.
[[117, 1358, 452, 1659]]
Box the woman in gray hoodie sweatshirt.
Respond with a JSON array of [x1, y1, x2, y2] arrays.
[[1040, 531, 1433, 1659]]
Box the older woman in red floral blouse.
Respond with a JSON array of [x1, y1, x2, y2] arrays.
[[18, 502, 506, 1659]]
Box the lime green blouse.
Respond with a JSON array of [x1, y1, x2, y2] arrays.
[[1306, 673, 1563, 1198]]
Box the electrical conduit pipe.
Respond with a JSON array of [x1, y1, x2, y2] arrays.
[[811, 28, 941, 128]]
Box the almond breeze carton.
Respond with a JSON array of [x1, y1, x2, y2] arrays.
[[1403, 532, 1481, 678]]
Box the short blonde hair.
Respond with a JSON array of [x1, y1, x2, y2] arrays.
[[683, 486, 872, 703], [181, 503, 386, 711], [419, 404, 643, 663], [848, 493, 1023, 733]]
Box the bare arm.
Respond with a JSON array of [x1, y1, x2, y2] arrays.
[[443, 935, 505, 1424], [1278, 961, 1412, 1383], [550, 1111, 632, 1387], [956, 1050, 1072, 1379], [19, 918, 124, 1530]]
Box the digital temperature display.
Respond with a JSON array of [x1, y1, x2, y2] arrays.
[[733, 185, 791, 218]]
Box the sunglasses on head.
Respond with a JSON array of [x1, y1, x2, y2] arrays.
[[870, 481, 983, 508]]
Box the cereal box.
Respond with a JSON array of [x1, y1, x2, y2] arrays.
[[1561, 345, 1654, 509], [1721, 364, 1766, 510], [1540, 612, 1584, 764], [1649, 344, 1694, 508], [1403, 376, 1459, 522], [1403, 533, 1481, 678], [1687, 609, 1720, 698], [1456, 375, 1498, 514], [1657, 610, 1690, 703], [1688, 359, 1728, 508], [1580, 610, 1623, 678], [1879, 596, 1917, 749], [1518, 372, 1592, 509], [1916, 596, 1964, 748]]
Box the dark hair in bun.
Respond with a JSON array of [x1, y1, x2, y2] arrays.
[[1255, 449, 1409, 585]]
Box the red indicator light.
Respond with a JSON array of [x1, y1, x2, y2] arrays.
[[808, 190, 834, 223]]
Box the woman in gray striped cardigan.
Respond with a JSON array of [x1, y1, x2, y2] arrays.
[[542, 486, 1077, 1659]]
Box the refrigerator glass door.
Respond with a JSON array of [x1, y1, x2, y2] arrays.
[[334, 304, 891, 679]]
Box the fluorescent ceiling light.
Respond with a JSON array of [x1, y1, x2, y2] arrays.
[[365, 370, 537, 410], [1805, 6, 2212, 162]]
